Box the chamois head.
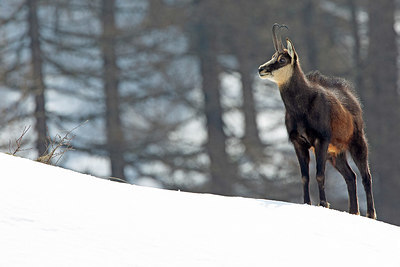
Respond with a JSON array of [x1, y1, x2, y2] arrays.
[[258, 24, 298, 86]]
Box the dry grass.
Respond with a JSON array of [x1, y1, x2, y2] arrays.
[[9, 122, 87, 166]]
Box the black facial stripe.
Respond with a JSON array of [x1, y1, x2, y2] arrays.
[[262, 51, 292, 73], [270, 56, 290, 71]]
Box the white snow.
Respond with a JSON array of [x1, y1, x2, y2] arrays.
[[0, 152, 399, 267]]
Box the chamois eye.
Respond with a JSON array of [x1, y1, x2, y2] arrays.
[[279, 57, 286, 63]]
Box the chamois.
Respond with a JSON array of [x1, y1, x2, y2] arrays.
[[258, 24, 376, 219]]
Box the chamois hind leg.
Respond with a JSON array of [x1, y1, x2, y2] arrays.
[[293, 141, 311, 205], [314, 138, 330, 208], [329, 152, 360, 215], [349, 134, 376, 219]]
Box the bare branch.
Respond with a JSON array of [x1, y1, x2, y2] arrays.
[[9, 125, 32, 156], [36, 121, 88, 165]]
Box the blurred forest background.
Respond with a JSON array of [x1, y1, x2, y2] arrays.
[[1, 0, 399, 225]]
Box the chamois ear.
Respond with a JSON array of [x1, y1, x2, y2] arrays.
[[286, 38, 297, 62]]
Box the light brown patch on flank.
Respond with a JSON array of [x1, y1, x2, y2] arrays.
[[309, 94, 354, 157], [327, 144, 341, 156], [329, 98, 354, 154], [310, 144, 342, 156]]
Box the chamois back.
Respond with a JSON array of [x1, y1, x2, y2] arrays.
[[306, 70, 362, 118]]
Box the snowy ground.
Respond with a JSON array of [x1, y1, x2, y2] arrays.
[[0, 153, 399, 267]]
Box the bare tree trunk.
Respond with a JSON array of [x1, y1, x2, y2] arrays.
[[225, 1, 266, 162], [27, 0, 48, 156], [238, 59, 265, 161], [198, 27, 236, 195], [366, 0, 400, 225], [101, 0, 126, 180], [191, 1, 239, 195], [348, 0, 363, 91], [302, 0, 318, 70]]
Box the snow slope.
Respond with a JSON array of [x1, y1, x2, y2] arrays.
[[0, 153, 399, 267]]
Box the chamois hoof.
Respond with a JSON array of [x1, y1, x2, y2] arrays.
[[366, 211, 377, 220], [349, 208, 360, 215], [319, 201, 330, 208]]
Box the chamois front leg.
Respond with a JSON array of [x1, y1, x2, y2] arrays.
[[314, 138, 330, 208], [291, 139, 311, 205]]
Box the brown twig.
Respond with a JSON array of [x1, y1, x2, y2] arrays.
[[9, 125, 31, 155], [36, 121, 88, 165]]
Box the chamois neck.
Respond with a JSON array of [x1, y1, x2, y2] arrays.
[[278, 62, 314, 114], [278, 62, 308, 91]]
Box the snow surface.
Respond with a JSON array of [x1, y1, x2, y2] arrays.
[[0, 153, 399, 267]]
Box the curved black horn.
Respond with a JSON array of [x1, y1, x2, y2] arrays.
[[272, 23, 280, 52], [272, 23, 289, 52], [278, 24, 289, 51]]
